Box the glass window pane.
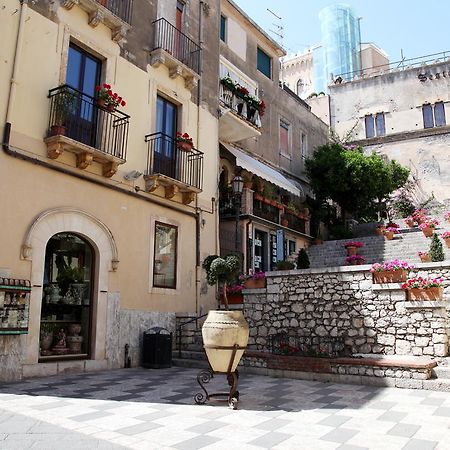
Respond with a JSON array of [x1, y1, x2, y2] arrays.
[[153, 223, 177, 289], [280, 121, 289, 153], [375, 113, 385, 136], [423, 104, 434, 128], [365, 115, 375, 138], [434, 102, 446, 127], [66, 46, 82, 90], [220, 15, 226, 42], [257, 48, 272, 79]]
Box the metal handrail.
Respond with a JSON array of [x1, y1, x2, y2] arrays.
[[95, 0, 133, 24], [176, 313, 208, 358]]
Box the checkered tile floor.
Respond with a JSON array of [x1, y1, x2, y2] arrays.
[[0, 367, 449, 449]]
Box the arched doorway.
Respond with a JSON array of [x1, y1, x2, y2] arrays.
[[39, 233, 94, 361]]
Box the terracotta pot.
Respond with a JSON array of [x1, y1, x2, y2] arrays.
[[384, 231, 394, 240], [243, 278, 266, 289], [405, 219, 415, 228], [444, 238, 450, 248], [346, 246, 358, 256], [421, 227, 434, 237], [419, 254, 431, 263], [97, 99, 108, 109], [406, 287, 443, 301], [373, 269, 407, 284], [313, 239, 323, 245], [221, 293, 243, 305], [202, 310, 249, 373], [177, 141, 193, 152], [107, 103, 115, 112], [50, 125, 66, 136], [281, 219, 289, 227]]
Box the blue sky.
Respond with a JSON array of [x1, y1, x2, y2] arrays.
[[233, 1, 450, 63]]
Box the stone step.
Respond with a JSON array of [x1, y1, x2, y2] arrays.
[[423, 378, 450, 392], [433, 366, 450, 380]]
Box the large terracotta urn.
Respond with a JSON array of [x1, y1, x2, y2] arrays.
[[202, 310, 249, 373]]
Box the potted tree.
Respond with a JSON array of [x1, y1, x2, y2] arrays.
[[202, 255, 249, 373], [50, 87, 76, 136]]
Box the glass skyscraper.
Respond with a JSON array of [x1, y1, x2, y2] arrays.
[[313, 3, 361, 93]]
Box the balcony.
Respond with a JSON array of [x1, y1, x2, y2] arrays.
[[144, 133, 203, 205], [283, 211, 306, 234], [149, 18, 201, 91], [219, 84, 262, 142], [61, 0, 132, 43], [44, 85, 129, 178]]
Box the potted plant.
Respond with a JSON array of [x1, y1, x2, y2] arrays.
[[419, 218, 439, 237], [220, 75, 237, 93], [445, 212, 450, 224], [95, 83, 126, 111], [50, 87, 76, 136], [429, 233, 445, 262], [441, 231, 450, 248], [343, 241, 364, 256], [418, 251, 431, 263], [175, 132, 194, 151], [296, 248, 310, 269], [275, 260, 295, 270], [404, 216, 415, 228], [281, 214, 289, 227], [412, 209, 428, 225], [370, 260, 414, 283], [202, 255, 249, 373], [240, 271, 266, 289], [383, 227, 399, 240], [345, 255, 366, 265], [220, 284, 244, 304], [401, 276, 444, 301], [375, 224, 386, 236]]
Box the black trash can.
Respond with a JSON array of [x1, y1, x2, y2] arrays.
[[142, 327, 172, 368]]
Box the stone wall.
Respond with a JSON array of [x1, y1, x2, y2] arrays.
[[243, 264, 450, 358]]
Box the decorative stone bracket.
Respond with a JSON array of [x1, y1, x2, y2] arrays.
[[143, 174, 200, 205]]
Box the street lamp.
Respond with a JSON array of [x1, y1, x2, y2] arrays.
[[232, 175, 244, 257]]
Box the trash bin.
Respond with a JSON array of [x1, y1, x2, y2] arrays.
[[142, 327, 172, 368]]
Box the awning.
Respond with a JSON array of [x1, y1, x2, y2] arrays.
[[222, 144, 303, 197]]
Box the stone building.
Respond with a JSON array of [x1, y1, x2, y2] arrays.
[[218, 0, 328, 273], [327, 52, 450, 202], [0, 0, 221, 380]]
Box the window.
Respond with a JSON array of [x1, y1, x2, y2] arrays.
[[301, 133, 307, 159], [296, 79, 305, 97], [153, 222, 178, 289], [423, 102, 446, 128], [288, 240, 296, 256], [279, 119, 290, 155], [220, 15, 227, 42], [257, 47, 272, 79], [365, 113, 385, 138]]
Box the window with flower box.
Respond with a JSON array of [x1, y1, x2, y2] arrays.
[[153, 222, 178, 289]]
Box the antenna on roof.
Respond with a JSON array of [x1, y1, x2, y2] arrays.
[[267, 8, 285, 83]]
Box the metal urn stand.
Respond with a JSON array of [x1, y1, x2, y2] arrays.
[[194, 344, 244, 410]]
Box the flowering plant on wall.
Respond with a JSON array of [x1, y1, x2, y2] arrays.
[[176, 132, 193, 145], [385, 227, 401, 233], [370, 260, 414, 273], [95, 83, 126, 108], [444, 212, 450, 221], [345, 255, 365, 264], [418, 218, 439, 230], [239, 271, 265, 282], [343, 241, 364, 248], [441, 232, 450, 239], [401, 277, 444, 290]]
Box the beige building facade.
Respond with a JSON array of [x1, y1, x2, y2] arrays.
[[0, 0, 221, 381]]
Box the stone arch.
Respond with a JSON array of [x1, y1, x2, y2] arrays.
[[21, 207, 118, 365]]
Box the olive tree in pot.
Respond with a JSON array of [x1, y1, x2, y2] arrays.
[[201, 255, 249, 373]]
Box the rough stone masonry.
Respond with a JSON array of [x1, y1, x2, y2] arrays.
[[243, 265, 450, 358]]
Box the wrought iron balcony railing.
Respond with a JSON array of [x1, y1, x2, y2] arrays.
[[219, 84, 262, 128], [151, 18, 201, 74], [145, 132, 203, 190], [284, 211, 306, 234], [47, 85, 129, 161], [96, 0, 133, 24], [253, 199, 281, 223]]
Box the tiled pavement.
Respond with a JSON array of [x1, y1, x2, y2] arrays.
[[1, 367, 450, 449]]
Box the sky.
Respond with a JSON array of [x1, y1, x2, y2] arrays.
[[233, 0, 450, 63]]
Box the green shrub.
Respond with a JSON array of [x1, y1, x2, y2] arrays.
[[296, 248, 310, 269], [429, 233, 445, 262], [275, 260, 295, 270]]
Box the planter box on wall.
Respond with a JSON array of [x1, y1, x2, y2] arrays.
[[243, 278, 266, 289], [221, 294, 243, 305], [406, 287, 443, 301], [373, 270, 407, 284]]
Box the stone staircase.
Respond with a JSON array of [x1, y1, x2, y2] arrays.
[[307, 216, 450, 268]]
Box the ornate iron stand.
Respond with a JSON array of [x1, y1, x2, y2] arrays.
[[194, 344, 245, 410]]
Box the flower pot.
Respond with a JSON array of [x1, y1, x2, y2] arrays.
[[220, 293, 243, 305], [97, 99, 108, 109], [444, 238, 450, 248], [419, 254, 431, 263], [202, 310, 249, 373], [373, 269, 407, 284], [243, 278, 266, 289], [177, 141, 193, 152], [384, 231, 394, 240], [375, 226, 385, 236], [421, 227, 434, 237], [107, 103, 115, 112], [281, 219, 289, 227], [50, 125, 66, 136], [346, 246, 358, 256], [349, 260, 363, 266], [313, 239, 323, 245], [254, 193, 264, 202], [405, 218, 415, 228], [406, 287, 443, 301]]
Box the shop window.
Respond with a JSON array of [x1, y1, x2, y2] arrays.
[[257, 47, 272, 79], [40, 233, 94, 360], [423, 102, 446, 128], [153, 222, 178, 289]]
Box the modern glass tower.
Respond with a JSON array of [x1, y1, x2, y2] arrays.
[[313, 3, 361, 93]]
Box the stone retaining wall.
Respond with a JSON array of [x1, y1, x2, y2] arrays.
[[243, 263, 450, 358]]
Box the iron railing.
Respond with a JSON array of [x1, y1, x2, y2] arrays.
[[96, 0, 133, 24], [176, 313, 208, 358], [151, 18, 201, 74], [219, 192, 237, 216], [270, 332, 350, 358], [145, 132, 203, 190], [219, 84, 261, 128], [284, 212, 306, 234], [253, 199, 281, 223], [47, 85, 129, 161]]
